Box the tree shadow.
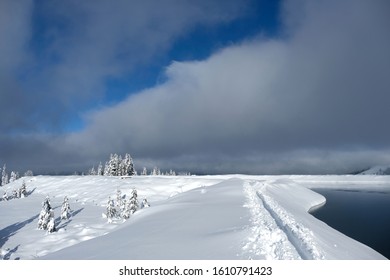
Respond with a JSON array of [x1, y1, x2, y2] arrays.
[[2, 245, 20, 260], [26, 187, 36, 196], [0, 214, 39, 248], [56, 208, 84, 230]]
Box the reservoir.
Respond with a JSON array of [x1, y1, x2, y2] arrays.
[[311, 188, 390, 259]]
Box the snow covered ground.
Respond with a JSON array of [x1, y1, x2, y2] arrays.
[[0, 175, 388, 260]]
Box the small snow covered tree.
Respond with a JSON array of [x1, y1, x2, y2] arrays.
[[24, 170, 34, 177], [38, 196, 52, 230], [47, 210, 56, 233], [1, 164, 8, 186], [151, 167, 160, 176], [141, 167, 148, 176], [103, 161, 110, 176], [61, 196, 71, 220], [106, 196, 117, 222], [19, 181, 27, 198], [12, 189, 19, 199], [9, 171, 18, 183], [129, 188, 139, 214], [141, 198, 150, 208], [2, 191, 8, 201], [116, 189, 125, 215], [122, 200, 131, 219], [97, 162, 103, 175], [88, 166, 97, 175]]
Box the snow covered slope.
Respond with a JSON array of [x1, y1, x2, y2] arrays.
[[0, 175, 387, 260], [360, 165, 390, 175]]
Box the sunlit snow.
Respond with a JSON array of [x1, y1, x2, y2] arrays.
[[0, 175, 387, 260]]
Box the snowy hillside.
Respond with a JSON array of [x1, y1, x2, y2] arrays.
[[359, 165, 390, 175], [0, 175, 388, 260]]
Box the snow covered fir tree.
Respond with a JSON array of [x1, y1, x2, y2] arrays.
[[1, 164, 9, 186], [86, 154, 186, 177], [88, 153, 136, 176], [1, 181, 29, 202], [38, 196, 56, 232], [104, 188, 148, 222], [61, 196, 72, 220], [19, 181, 27, 198], [106, 196, 117, 223]]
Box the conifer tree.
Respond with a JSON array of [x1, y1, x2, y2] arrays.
[[141, 198, 150, 208], [19, 181, 27, 198], [24, 170, 34, 177], [47, 210, 56, 233], [61, 196, 72, 220], [106, 196, 117, 222], [122, 153, 135, 176], [89, 166, 97, 175], [1, 164, 8, 186], [9, 171, 18, 183], [97, 162, 103, 175], [12, 189, 19, 199], [122, 200, 131, 219], [129, 189, 139, 214], [103, 161, 110, 176], [38, 197, 52, 230], [116, 189, 124, 209]]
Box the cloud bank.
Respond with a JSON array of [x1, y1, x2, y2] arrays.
[[2, 0, 390, 174]]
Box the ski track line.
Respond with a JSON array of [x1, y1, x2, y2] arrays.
[[256, 183, 325, 260], [242, 181, 301, 260]]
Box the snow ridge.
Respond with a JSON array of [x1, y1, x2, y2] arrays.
[[242, 181, 301, 260], [257, 184, 325, 260]]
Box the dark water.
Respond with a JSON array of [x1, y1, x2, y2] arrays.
[[311, 188, 390, 259]]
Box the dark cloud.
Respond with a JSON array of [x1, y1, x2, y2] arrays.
[[2, 0, 390, 174], [0, 0, 249, 172], [1, 0, 248, 132]]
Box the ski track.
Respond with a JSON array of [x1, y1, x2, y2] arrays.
[[243, 180, 324, 260], [242, 181, 301, 260]]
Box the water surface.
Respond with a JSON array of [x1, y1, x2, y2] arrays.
[[311, 188, 390, 259]]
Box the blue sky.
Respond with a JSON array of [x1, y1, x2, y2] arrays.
[[1, 0, 390, 174], [65, 0, 282, 132]]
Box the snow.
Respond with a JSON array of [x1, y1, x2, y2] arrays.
[[359, 165, 390, 175], [0, 175, 388, 260]]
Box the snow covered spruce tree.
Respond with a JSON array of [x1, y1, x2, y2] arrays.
[[9, 171, 19, 183], [24, 170, 34, 177], [100, 153, 136, 176], [121, 153, 135, 176], [106, 196, 117, 223], [121, 188, 141, 219], [141, 198, 150, 208], [19, 181, 27, 198], [61, 196, 72, 220], [97, 162, 104, 175], [88, 166, 97, 175], [38, 196, 55, 231], [47, 213, 56, 233], [129, 188, 139, 214], [1, 164, 8, 186]]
